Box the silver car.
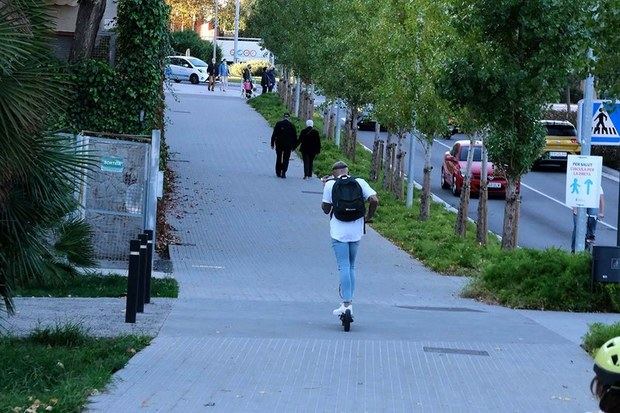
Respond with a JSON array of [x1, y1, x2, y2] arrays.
[[165, 56, 208, 84]]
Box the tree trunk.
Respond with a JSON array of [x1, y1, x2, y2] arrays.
[[370, 122, 382, 180], [349, 106, 358, 161], [394, 149, 405, 200], [476, 135, 489, 244], [419, 139, 433, 221], [565, 84, 571, 120], [455, 135, 476, 236], [501, 176, 521, 250], [70, 0, 106, 62], [383, 134, 393, 190]]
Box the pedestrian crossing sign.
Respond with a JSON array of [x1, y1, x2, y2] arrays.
[[589, 100, 620, 146]]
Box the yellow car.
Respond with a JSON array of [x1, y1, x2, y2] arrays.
[[537, 120, 580, 165]]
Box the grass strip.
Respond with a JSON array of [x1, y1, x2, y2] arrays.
[[583, 322, 620, 354], [249, 93, 620, 312], [14, 274, 178, 298], [0, 324, 150, 412]]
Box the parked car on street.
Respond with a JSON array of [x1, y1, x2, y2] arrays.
[[440, 140, 508, 198], [165, 56, 208, 84], [536, 120, 580, 166]]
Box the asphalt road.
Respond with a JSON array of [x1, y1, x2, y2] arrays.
[[355, 130, 619, 250]]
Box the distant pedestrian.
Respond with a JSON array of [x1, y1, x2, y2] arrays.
[[260, 67, 269, 94], [321, 161, 378, 318], [267, 66, 276, 92], [207, 58, 217, 91], [297, 119, 321, 179], [243, 79, 253, 99], [270, 113, 297, 178], [571, 185, 605, 252], [242, 64, 253, 97], [218, 58, 229, 92], [591, 337, 620, 412]]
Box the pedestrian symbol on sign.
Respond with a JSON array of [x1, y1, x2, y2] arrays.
[[592, 106, 619, 137], [570, 178, 580, 194]]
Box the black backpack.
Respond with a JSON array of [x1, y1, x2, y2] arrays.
[[332, 176, 365, 222]]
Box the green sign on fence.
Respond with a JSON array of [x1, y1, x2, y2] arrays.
[[101, 156, 124, 173]]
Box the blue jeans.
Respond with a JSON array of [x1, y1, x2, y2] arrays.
[[571, 208, 598, 252], [331, 239, 359, 302]]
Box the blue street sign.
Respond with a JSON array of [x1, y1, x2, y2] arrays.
[[583, 100, 620, 146]]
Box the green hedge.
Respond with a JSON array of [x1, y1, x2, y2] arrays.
[[170, 30, 221, 63], [230, 59, 270, 77], [463, 248, 620, 312], [583, 322, 620, 354]]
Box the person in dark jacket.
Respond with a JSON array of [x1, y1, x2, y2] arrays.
[[260, 68, 269, 94], [297, 119, 321, 179], [270, 113, 297, 178], [267, 66, 276, 92], [207, 58, 217, 91]]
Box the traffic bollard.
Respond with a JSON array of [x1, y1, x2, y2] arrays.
[[125, 239, 140, 323], [137, 233, 148, 313], [144, 229, 154, 304]]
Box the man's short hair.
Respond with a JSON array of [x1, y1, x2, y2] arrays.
[[332, 161, 348, 171]]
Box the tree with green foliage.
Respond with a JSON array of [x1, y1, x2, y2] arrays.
[[219, 0, 257, 37], [593, 0, 620, 98], [442, 0, 595, 249], [170, 29, 221, 62], [0, 0, 94, 314]]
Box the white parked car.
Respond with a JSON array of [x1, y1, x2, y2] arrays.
[[165, 56, 208, 84]]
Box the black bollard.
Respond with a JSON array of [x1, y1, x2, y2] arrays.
[[125, 239, 140, 323], [144, 229, 154, 304], [137, 234, 148, 313]]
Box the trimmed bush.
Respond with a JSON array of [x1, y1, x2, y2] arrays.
[[464, 248, 620, 312], [170, 30, 221, 63], [230, 59, 270, 77]]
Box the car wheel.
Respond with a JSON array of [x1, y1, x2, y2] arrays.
[[440, 168, 450, 189], [451, 175, 461, 197], [190, 74, 199, 84]]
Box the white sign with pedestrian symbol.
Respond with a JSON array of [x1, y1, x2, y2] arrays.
[[565, 155, 603, 208]]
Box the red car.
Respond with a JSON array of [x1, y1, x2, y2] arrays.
[[440, 140, 507, 198]]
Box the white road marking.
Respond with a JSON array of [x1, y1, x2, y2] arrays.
[[433, 139, 618, 231], [192, 265, 225, 269]]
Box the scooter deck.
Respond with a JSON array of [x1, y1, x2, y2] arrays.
[[340, 309, 353, 332]]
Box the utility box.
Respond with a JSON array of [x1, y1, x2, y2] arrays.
[[592, 246, 620, 284]]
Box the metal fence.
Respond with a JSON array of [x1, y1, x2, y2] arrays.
[[76, 130, 161, 269]]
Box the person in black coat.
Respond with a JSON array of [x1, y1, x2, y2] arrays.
[[260, 68, 269, 94], [297, 119, 321, 179], [270, 113, 297, 178]]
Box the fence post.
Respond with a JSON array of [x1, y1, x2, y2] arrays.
[[125, 239, 140, 323], [144, 229, 154, 304], [137, 233, 148, 313]]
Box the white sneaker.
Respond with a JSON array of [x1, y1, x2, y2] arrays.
[[332, 303, 352, 316]]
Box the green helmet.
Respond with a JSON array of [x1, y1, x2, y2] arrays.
[[594, 337, 620, 386]]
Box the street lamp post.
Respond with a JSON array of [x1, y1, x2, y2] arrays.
[[233, 0, 240, 63], [212, 0, 218, 62]]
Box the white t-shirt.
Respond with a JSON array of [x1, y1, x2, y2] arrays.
[[322, 177, 377, 242]]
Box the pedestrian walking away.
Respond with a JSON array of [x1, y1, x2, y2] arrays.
[[218, 58, 229, 92], [321, 161, 378, 330], [243, 79, 253, 99], [260, 67, 269, 95], [591, 336, 620, 412], [207, 58, 217, 91], [297, 119, 321, 179], [571, 185, 605, 252], [270, 113, 297, 178], [267, 66, 276, 93]]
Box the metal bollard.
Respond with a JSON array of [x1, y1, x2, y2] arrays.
[[125, 239, 140, 323], [144, 229, 154, 304], [137, 233, 148, 313]]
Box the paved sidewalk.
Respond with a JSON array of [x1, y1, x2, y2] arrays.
[[88, 85, 612, 412]]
